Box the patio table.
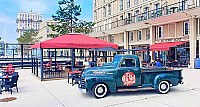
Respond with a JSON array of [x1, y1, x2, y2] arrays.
[[0, 71, 11, 75], [0, 75, 13, 79]]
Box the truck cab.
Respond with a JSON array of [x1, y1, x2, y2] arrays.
[[79, 55, 183, 98]]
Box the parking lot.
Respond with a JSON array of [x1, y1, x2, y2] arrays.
[[0, 68, 200, 107]]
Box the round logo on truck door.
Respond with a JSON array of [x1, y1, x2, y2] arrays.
[[122, 72, 136, 86]]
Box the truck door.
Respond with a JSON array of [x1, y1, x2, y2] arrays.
[[117, 58, 141, 87]]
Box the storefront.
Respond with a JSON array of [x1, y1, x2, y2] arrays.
[[150, 40, 190, 67]]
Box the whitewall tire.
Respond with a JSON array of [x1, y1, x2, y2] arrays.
[[92, 84, 108, 98], [157, 81, 170, 94]]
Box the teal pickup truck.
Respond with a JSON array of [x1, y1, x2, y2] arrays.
[[79, 55, 183, 98]]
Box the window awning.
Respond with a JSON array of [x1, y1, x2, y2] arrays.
[[150, 41, 188, 51]]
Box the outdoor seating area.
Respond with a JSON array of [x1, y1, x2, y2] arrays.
[[30, 34, 118, 80], [0, 64, 19, 94]]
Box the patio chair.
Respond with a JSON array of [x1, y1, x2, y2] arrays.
[[13, 72, 19, 76], [71, 68, 81, 86], [2, 75, 19, 94]]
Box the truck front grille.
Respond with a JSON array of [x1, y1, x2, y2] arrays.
[[80, 77, 86, 89]]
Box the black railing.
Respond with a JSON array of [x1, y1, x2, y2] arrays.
[[91, 0, 196, 33]]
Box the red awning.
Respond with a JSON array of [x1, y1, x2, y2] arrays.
[[31, 34, 118, 49], [150, 41, 188, 51]]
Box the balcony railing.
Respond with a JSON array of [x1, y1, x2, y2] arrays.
[[90, 0, 196, 33]]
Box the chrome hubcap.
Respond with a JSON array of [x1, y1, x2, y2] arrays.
[[97, 87, 104, 93], [161, 84, 167, 90]]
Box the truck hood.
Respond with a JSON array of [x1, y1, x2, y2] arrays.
[[82, 66, 117, 77]]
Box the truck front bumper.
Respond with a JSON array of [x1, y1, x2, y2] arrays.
[[78, 84, 87, 93], [79, 87, 87, 93]]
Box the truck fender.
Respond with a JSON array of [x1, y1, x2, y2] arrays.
[[86, 76, 117, 93], [153, 73, 179, 89]]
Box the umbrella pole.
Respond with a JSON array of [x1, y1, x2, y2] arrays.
[[95, 50, 97, 66], [71, 48, 75, 70]]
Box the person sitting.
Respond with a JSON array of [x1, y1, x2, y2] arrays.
[[97, 58, 103, 66], [156, 60, 162, 67]]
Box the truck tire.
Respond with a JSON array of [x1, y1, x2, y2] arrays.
[[157, 81, 170, 94], [92, 83, 108, 98]]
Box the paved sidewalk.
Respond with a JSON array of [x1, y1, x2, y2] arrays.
[[0, 68, 200, 107]]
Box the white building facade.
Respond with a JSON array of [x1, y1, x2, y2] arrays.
[[16, 12, 43, 37], [89, 0, 200, 68]]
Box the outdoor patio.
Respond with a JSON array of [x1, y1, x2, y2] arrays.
[[1, 68, 200, 107]]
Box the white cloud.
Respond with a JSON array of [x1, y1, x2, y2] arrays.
[[0, 13, 15, 24], [18, 0, 47, 13]]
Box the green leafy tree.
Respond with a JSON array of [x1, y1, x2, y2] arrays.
[[17, 29, 42, 44], [49, 0, 94, 38]]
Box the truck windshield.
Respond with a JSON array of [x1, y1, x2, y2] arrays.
[[112, 56, 121, 67]]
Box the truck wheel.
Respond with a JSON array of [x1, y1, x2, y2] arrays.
[[92, 84, 108, 98], [157, 81, 170, 94]]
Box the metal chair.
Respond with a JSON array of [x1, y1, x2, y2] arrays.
[[2, 75, 19, 94]]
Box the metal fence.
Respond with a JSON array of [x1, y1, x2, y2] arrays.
[[0, 43, 33, 69]]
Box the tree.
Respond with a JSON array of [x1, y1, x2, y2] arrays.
[[49, 0, 94, 38], [17, 29, 42, 44]]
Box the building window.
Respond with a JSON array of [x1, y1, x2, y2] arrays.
[[103, 7, 106, 17], [127, 0, 131, 8], [94, 11, 97, 20], [127, 13, 131, 24], [108, 3, 111, 15], [146, 28, 150, 40], [184, 22, 189, 36], [135, 10, 139, 22], [103, 0, 105, 3], [143, 0, 148, 1], [108, 19, 112, 29], [130, 31, 134, 41], [137, 30, 142, 41], [120, 0, 123, 10], [155, 3, 160, 13], [198, 19, 200, 35], [94, 0, 96, 7], [111, 35, 114, 43], [134, 0, 139, 5], [47, 22, 49, 26], [157, 26, 163, 39], [144, 7, 149, 20]]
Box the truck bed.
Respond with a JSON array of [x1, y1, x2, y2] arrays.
[[141, 67, 183, 87]]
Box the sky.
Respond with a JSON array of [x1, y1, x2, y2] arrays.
[[0, 0, 93, 43]]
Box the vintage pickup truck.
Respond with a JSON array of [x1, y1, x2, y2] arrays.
[[79, 55, 183, 98]]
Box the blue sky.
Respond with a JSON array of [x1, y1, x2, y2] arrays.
[[0, 0, 93, 43]]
